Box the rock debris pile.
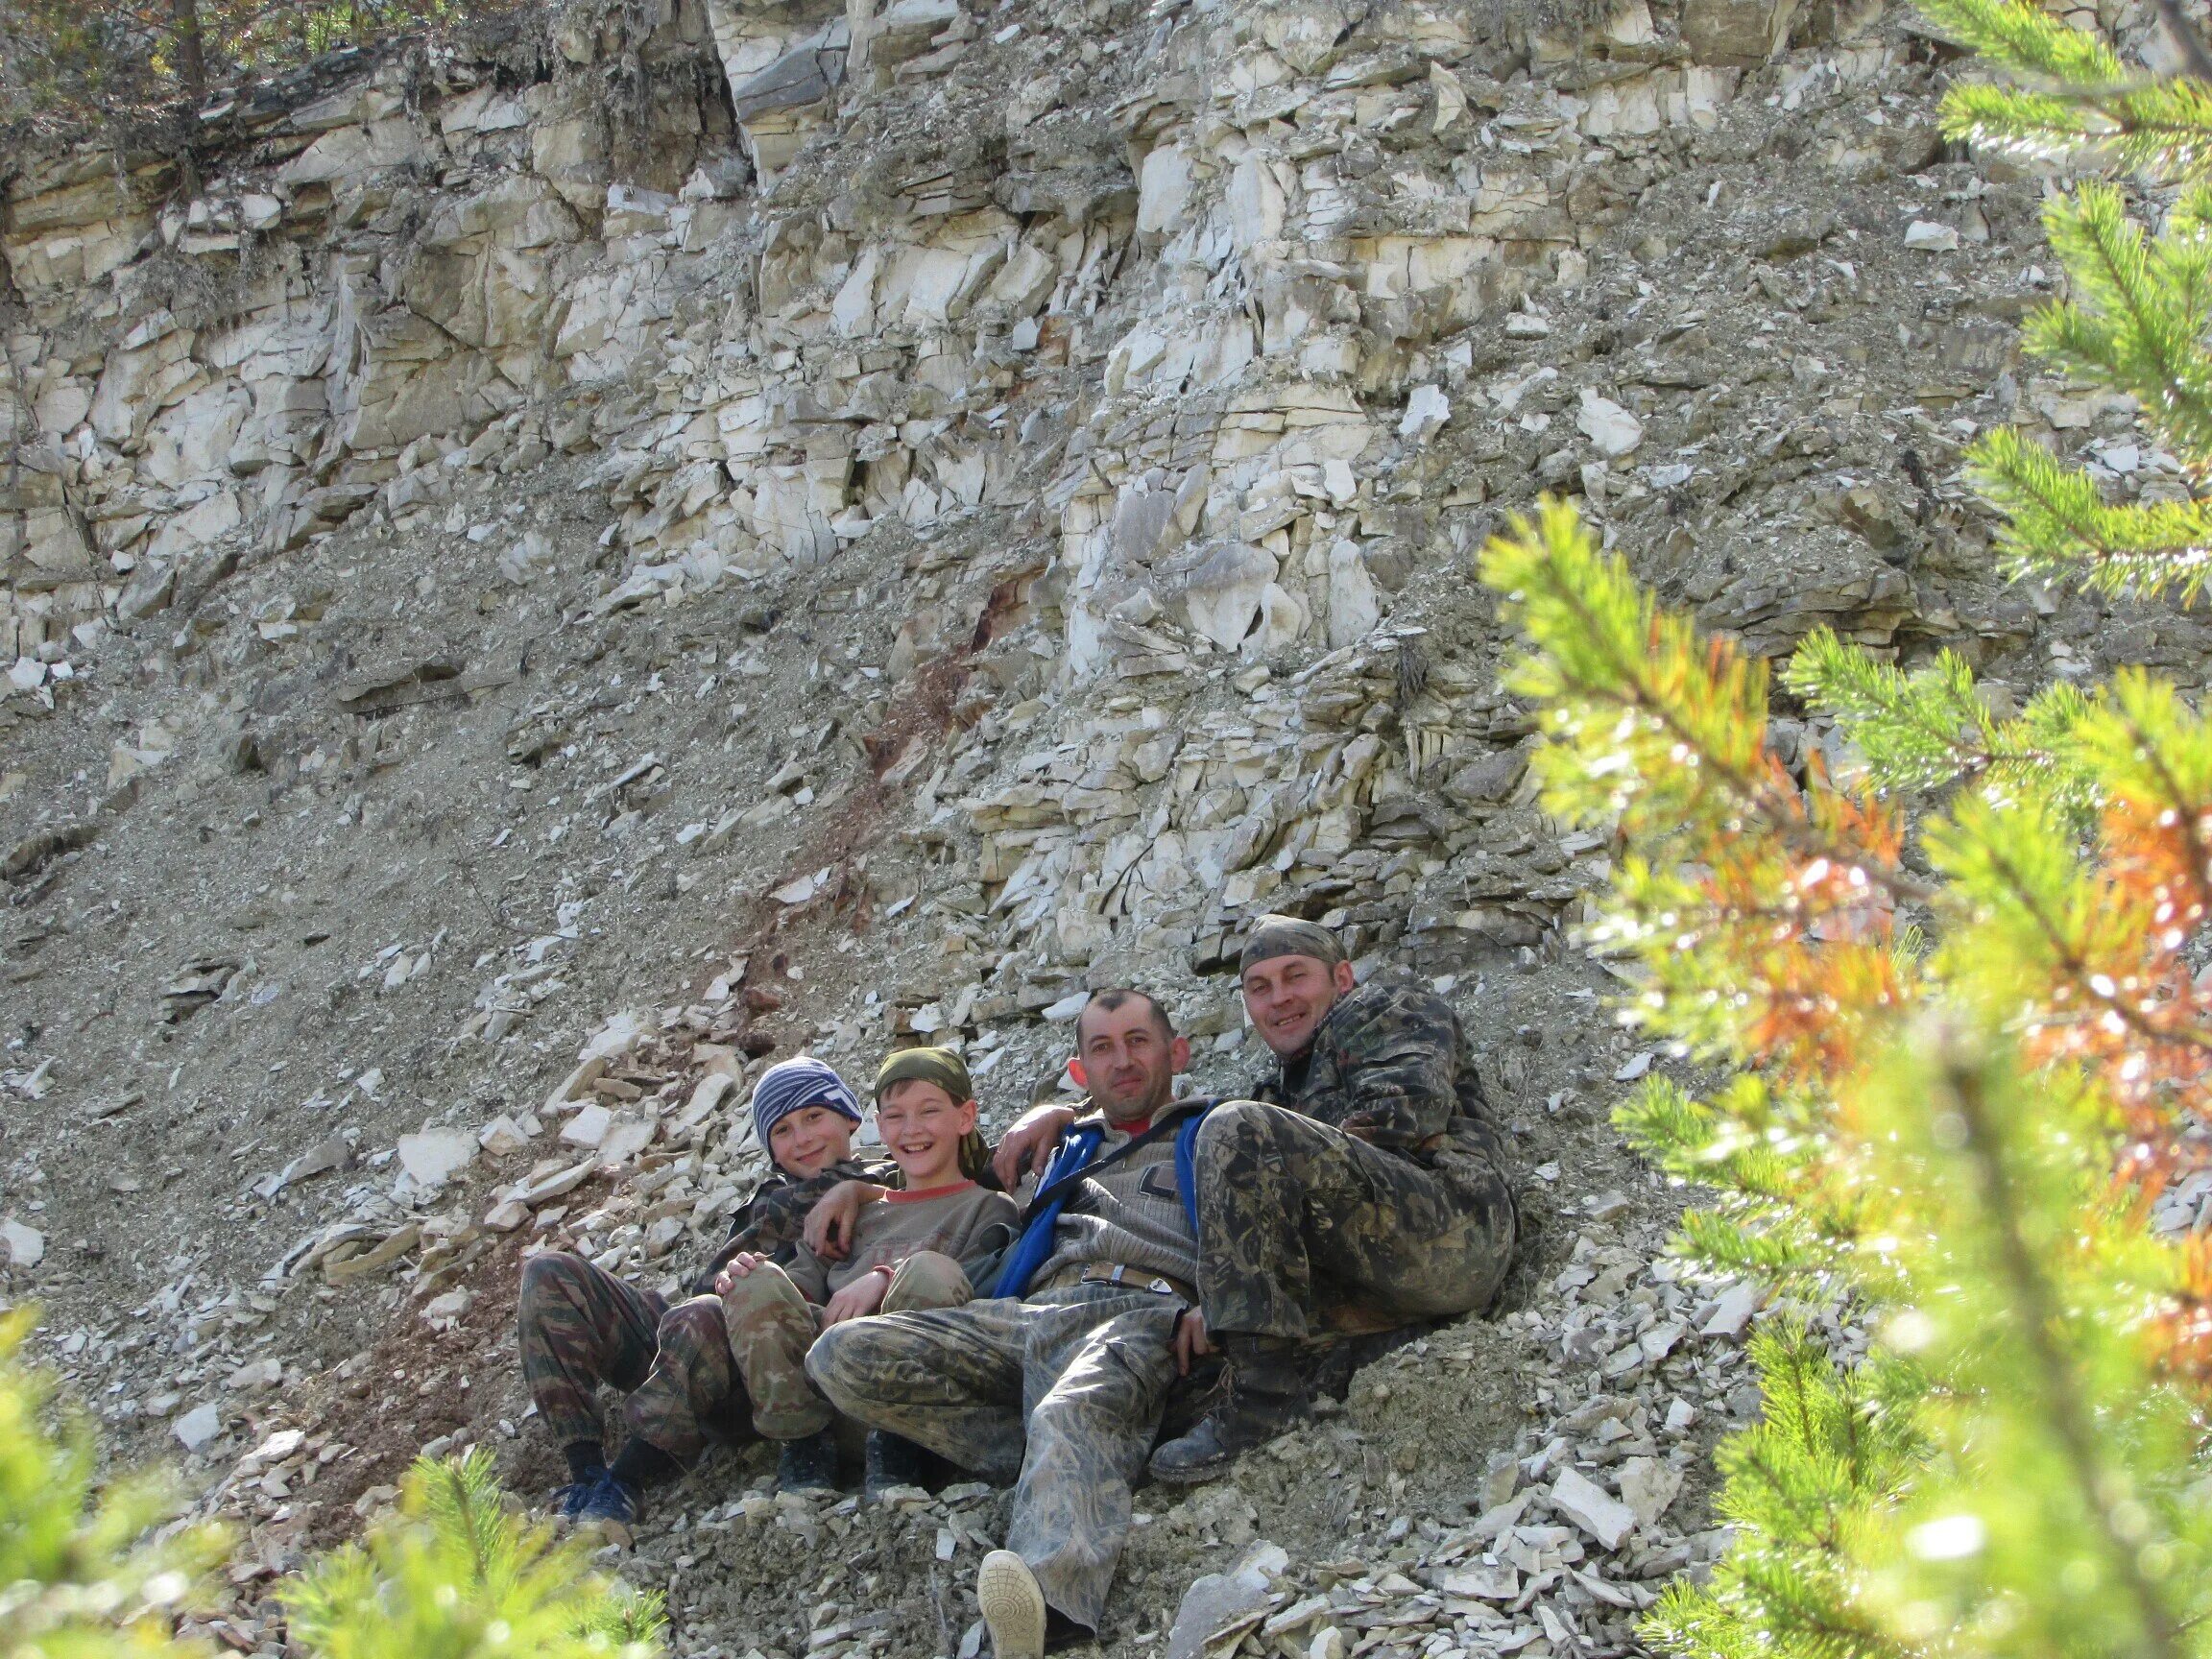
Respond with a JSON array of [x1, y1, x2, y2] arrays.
[[0, 0, 2190, 1647]]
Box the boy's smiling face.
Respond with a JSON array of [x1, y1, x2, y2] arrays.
[[767, 1104, 858, 1178], [875, 1079, 977, 1189]]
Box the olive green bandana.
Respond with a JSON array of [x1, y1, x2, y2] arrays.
[[873, 1045, 975, 1104], [1238, 913, 1348, 974]]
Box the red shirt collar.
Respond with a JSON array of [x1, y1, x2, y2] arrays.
[[884, 1178, 976, 1204]]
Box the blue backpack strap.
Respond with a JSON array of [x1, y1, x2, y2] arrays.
[[989, 1124, 1103, 1299], [1173, 1104, 1213, 1235]]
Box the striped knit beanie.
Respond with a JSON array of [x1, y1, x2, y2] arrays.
[[751, 1055, 863, 1147]]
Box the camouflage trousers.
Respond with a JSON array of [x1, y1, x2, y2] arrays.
[[807, 1284, 1184, 1631], [517, 1249, 972, 1459], [1193, 1100, 1515, 1343]]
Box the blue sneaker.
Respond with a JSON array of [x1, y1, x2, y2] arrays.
[[552, 1477, 603, 1519], [570, 1474, 640, 1546]]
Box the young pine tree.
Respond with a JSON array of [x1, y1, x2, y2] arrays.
[[1477, 6, 2212, 1649], [284, 1449, 666, 1659], [0, 1306, 228, 1659], [0, 1305, 662, 1659]]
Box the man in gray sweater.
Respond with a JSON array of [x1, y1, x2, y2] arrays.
[[806, 989, 1210, 1659]]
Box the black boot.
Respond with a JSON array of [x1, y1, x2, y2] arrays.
[[863, 1430, 933, 1501], [1146, 1335, 1310, 1484], [776, 1428, 841, 1493]]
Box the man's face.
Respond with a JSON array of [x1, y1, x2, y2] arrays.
[[1240, 953, 1357, 1057], [766, 1104, 857, 1178], [1075, 999, 1189, 1125]]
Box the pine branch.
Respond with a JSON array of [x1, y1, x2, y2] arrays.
[[2033, 184, 2212, 459], [1934, 1037, 2188, 1659], [1968, 429, 2212, 601], [2085, 670, 2212, 935], [1924, 0, 2212, 176], [284, 1449, 663, 1659], [1917, 0, 2125, 84], [1941, 78, 2212, 179], [1933, 796, 2212, 1056], [0, 1306, 228, 1657], [1483, 500, 1934, 1085], [1783, 629, 2085, 796]]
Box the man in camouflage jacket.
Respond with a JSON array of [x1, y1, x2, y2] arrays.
[[1146, 913, 1516, 1483]]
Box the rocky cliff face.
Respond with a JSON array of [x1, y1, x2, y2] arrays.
[[0, 0, 2192, 1649]]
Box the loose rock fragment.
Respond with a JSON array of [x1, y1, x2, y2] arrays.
[[1551, 1467, 1638, 1551], [397, 1129, 476, 1188], [2, 1221, 44, 1268], [1166, 1543, 1286, 1659], [1576, 393, 1645, 458], [1618, 1457, 1684, 1528], [173, 1402, 224, 1450], [1702, 1282, 1762, 1338]]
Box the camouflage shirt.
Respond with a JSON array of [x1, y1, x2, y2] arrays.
[[1254, 980, 1503, 1164], [688, 1157, 897, 1294]]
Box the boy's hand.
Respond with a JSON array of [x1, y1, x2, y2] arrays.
[[1172, 1308, 1214, 1377], [821, 1268, 890, 1328], [992, 1103, 1078, 1189], [805, 1181, 888, 1261], [713, 1252, 768, 1293]]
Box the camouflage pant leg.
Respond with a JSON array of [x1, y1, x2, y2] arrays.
[[718, 1262, 834, 1440], [807, 1285, 1181, 1631], [1194, 1100, 1516, 1342], [1009, 1288, 1183, 1631], [622, 1294, 757, 1461], [881, 1249, 973, 1311], [805, 1295, 1031, 1484], [517, 1250, 668, 1447]]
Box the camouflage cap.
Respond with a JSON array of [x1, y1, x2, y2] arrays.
[[1238, 913, 1347, 974], [874, 1045, 975, 1104]]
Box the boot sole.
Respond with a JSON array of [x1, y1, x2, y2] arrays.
[[1146, 1448, 1233, 1485], [976, 1550, 1047, 1659]]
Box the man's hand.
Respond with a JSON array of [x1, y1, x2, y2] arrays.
[[1171, 1308, 1215, 1377], [821, 1268, 891, 1328], [805, 1181, 888, 1261], [992, 1103, 1079, 1190], [712, 1252, 769, 1294]]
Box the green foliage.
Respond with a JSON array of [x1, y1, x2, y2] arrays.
[[284, 1449, 666, 1659], [1780, 629, 2096, 808], [1919, 0, 2212, 172], [1487, 484, 2212, 1656], [1915, 0, 2212, 606], [0, 1305, 227, 1659], [1481, 26, 2212, 1659], [1641, 1321, 1922, 1659], [0, 1306, 661, 1659]]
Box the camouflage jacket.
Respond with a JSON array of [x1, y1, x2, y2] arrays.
[[1253, 980, 1503, 1165], [688, 1157, 896, 1294]]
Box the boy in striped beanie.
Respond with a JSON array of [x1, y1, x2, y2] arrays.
[[516, 1055, 891, 1540]]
